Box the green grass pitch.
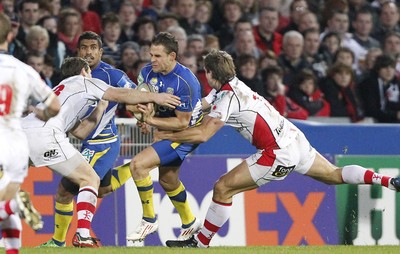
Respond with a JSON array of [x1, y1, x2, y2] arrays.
[[20, 245, 400, 254]]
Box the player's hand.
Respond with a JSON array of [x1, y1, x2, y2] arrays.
[[136, 120, 151, 135], [153, 93, 180, 108], [137, 103, 155, 123]]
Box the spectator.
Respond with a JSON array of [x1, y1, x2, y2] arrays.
[[192, 0, 214, 35], [70, 0, 102, 34], [363, 47, 382, 74], [134, 16, 157, 43], [372, 1, 400, 45], [216, 0, 243, 49], [242, 0, 258, 24], [25, 25, 48, 54], [334, 47, 355, 68], [288, 69, 330, 117], [140, 0, 168, 21], [223, 17, 253, 53], [48, 0, 61, 16], [118, 1, 137, 42], [42, 53, 62, 88], [118, 41, 140, 82], [342, 8, 380, 73], [258, 49, 278, 71], [7, 14, 28, 61], [277, 30, 310, 87], [235, 54, 262, 91], [225, 29, 263, 60], [138, 39, 151, 62], [320, 9, 352, 46], [297, 10, 320, 33], [204, 34, 220, 50], [186, 34, 205, 58], [258, 65, 308, 120], [37, 16, 66, 68], [302, 28, 328, 79], [167, 25, 187, 58], [57, 8, 81, 57], [279, 0, 308, 34], [180, 50, 198, 75], [359, 54, 400, 123], [16, 0, 40, 45], [101, 12, 122, 66], [253, 7, 282, 56], [319, 63, 364, 122], [25, 51, 44, 73], [157, 12, 179, 32], [319, 32, 341, 66], [175, 0, 197, 35]]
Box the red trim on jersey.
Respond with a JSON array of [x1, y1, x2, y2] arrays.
[[252, 113, 279, 150], [220, 83, 233, 91], [2, 228, 20, 238]]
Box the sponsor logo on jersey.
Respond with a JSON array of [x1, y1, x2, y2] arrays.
[[271, 165, 295, 177], [150, 77, 158, 85], [166, 87, 174, 94], [81, 148, 95, 162], [43, 149, 59, 159]]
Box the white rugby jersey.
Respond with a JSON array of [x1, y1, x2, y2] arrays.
[[0, 53, 53, 131], [207, 77, 300, 150], [23, 75, 111, 133]]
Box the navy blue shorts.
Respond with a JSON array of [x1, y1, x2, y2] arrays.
[[152, 140, 198, 167], [80, 138, 121, 179]]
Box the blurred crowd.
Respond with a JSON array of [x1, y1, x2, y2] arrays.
[[2, 0, 400, 123]]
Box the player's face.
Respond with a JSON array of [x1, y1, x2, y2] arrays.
[[77, 39, 103, 68], [149, 44, 175, 75]]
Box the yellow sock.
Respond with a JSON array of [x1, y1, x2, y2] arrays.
[[53, 202, 73, 243], [166, 181, 195, 226], [111, 161, 132, 191], [134, 175, 156, 220]]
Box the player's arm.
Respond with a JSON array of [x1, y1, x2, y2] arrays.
[[138, 104, 191, 131], [70, 100, 109, 140], [154, 115, 224, 143], [29, 93, 60, 121], [102, 87, 180, 109]]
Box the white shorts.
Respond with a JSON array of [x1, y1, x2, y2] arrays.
[[246, 131, 316, 186], [0, 129, 29, 189], [24, 127, 84, 176]]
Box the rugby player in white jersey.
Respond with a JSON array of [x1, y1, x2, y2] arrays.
[[22, 57, 180, 247], [0, 12, 60, 254], [144, 49, 400, 248]]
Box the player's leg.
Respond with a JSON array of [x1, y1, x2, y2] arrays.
[[82, 141, 121, 197], [110, 161, 132, 191], [305, 152, 398, 190], [1, 214, 22, 254], [50, 153, 100, 247], [127, 145, 160, 242], [159, 165, 200, 240], [167, 160, 257, 248]]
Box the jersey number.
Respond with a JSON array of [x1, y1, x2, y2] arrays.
[[53, 84, 65, 96], [0, 84, 13, 116]]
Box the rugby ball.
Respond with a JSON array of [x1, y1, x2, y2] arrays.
[[134, 83, 156, 121]]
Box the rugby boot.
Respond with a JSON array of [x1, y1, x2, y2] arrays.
[[16, 190, 44, 231], [178, 217, 202, 240], [166, 235, 200, 248], [126, 219, 158, 242], [72, 232, 100, 248]]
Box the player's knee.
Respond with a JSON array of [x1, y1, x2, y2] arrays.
[[130, 157, 147, 177], [213, 177, 231, 199]]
